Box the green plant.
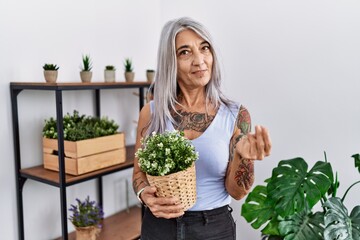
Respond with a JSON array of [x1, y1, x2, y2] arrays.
[[69, 196, 104, 228], [42, 110, 119, 141], [105, 65, 115, 71], [241, 153, 360, 240], [136, 130, 198, 176], [146, 69, 155, 72], [43, 63, 59, 71], [124, 58, 133, 72], [81, 54, 92, 72]]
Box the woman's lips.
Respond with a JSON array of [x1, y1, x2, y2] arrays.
[[192, 69, 207, 77]]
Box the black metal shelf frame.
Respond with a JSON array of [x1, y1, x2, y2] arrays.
[[10, 82, 150, 240]]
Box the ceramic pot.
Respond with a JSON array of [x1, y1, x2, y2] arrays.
[[44, 70, 58, 83], [104, 70, 116, 82], [80, 71, 92, 83], [146, 71, 155, 82], [124, 72, 135, 82], [75, 225, 101, 240]]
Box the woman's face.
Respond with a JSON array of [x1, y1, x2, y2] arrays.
[[175, 29, 213, 90]]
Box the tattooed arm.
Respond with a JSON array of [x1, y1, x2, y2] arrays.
[[225, 105, 271, 200]]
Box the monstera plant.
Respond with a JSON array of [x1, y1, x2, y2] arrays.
[[242, 153, 360, 240]]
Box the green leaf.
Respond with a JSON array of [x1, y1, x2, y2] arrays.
[[324, 197, 360, 240], [278, 210, 324, 240], [351, 154, 360, 173], [241, 185, 280, 235], [267, 158, 333, 217]]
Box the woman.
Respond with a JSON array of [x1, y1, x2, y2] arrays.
[[133, 17, 271, 240]]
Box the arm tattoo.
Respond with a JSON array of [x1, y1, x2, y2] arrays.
[[171, 109, 215, 132], [234, 158, 254, 190], [237, 105, 251, 136], [132, 177, 148, 192]]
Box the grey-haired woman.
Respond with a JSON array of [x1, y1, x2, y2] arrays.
[[133, 17, 272, 240]]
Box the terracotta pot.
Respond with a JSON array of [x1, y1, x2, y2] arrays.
[[44, 70, 58, 83], [75, 225, 101, 240], [104, 70, 116, 82], [124, 72, 135, 82], [80, 71, 92, 83]]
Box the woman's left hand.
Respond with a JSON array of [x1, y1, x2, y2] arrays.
[[235, 125, 271, 160]]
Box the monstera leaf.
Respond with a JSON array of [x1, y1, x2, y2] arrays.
[[241, 185, 280, 235], [267, 158, 333, 217], [278, 209, 324, 240], [324, 197, 360, 240], [352, 154, 360, 173]]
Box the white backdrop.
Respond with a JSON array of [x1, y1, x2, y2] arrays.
[[1, 0, 360, 239]]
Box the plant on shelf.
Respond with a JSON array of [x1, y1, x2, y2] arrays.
[[104, 65, 116, 83], [42, 110, 119, 141], [146, 69, 155, 82], [241, 153, 360, 240], [69, 196, 104, 240], [43, 63, 59, 83], [124, 58, 135, 82], [80, 54, 93, 83], [136, 130, 199, 210]]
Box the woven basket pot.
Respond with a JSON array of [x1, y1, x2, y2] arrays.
[[146, 163, 196, 211], [75, 225, 101, 240]]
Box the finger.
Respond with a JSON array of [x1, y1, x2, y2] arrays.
[[255, 126, 265, 160], [247, 134, 257, 159], [261, 126, 272, 156]]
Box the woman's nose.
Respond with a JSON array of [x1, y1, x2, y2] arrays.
[[192, 51, 205, 66]]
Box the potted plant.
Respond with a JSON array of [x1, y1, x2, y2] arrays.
[[43, 63, 59, 83], [135, 130, 199, 210], [124, 58, 134, 82], [104, 65, 116, 82], [146, 69, 155, 82], [42, 110, 126, 175], [241, 153, 360, 240], [80, 54, 93, 82], [69, 196, 104, 240]]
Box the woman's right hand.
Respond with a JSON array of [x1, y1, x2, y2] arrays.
[[141, 186, 185, 219]]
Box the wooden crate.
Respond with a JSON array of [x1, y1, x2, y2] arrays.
[[43, 133, 126, 175]]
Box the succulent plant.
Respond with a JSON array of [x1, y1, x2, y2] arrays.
[[81, 54, 92, 72], [43, 64, 59, 71], [124, 58, 133, 72]]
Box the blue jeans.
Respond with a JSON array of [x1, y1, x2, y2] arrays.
[[141, 205, 236, 240]]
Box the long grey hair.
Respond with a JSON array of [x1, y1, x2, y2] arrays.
[[147, 17, 235, 135]]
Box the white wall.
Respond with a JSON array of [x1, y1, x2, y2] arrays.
[[1, 1, 360, 239]]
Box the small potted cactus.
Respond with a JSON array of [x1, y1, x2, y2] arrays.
[[124, 58, 134, 82], [43, 63, 59, 83], [104, 65, 116, 82]]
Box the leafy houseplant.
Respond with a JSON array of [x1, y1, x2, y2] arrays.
[[124, 58, 134, 82], [80, 54, 93, 82], [42, 110, 119, 141], [69, 196, 104, 240], [104, 65, 116, 83], [136, 130, 199, 210], [241, 153, 360, 240], [146, 69, 155, 82], [43, 63, 59, 83]]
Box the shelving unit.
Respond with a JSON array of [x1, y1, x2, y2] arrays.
[[10, 82, 150, 240]]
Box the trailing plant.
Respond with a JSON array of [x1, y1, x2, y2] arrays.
[[124, 58, 133, 72], [241, 153, 360, 240], [42, 110, 119, 141], [43, 63, 59, 71], [136, 130, 198, 176], [69, 196, 104, 228], [105, 65, 115, 71], [81, 54, 92, 72]]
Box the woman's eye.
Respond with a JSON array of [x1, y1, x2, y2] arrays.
[[202, 45, 210, 51], [179, 50, 190, 55]]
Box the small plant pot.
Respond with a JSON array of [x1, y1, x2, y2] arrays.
[[80, 71, 92, 83], [44, 70, 58, 83], [146, 71, 155, 82], [75, 225, 101, 240], [124, 72, 135, 82], [104, 70, 116, 82]]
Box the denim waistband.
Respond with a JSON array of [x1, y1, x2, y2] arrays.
[[183, 205, 231, 217]]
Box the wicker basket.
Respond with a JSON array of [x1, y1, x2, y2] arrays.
[[146, 163, 196, 211]]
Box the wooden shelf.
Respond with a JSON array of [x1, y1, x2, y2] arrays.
[[20, 145, 136, 187], [56, 205, 141, 240]]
